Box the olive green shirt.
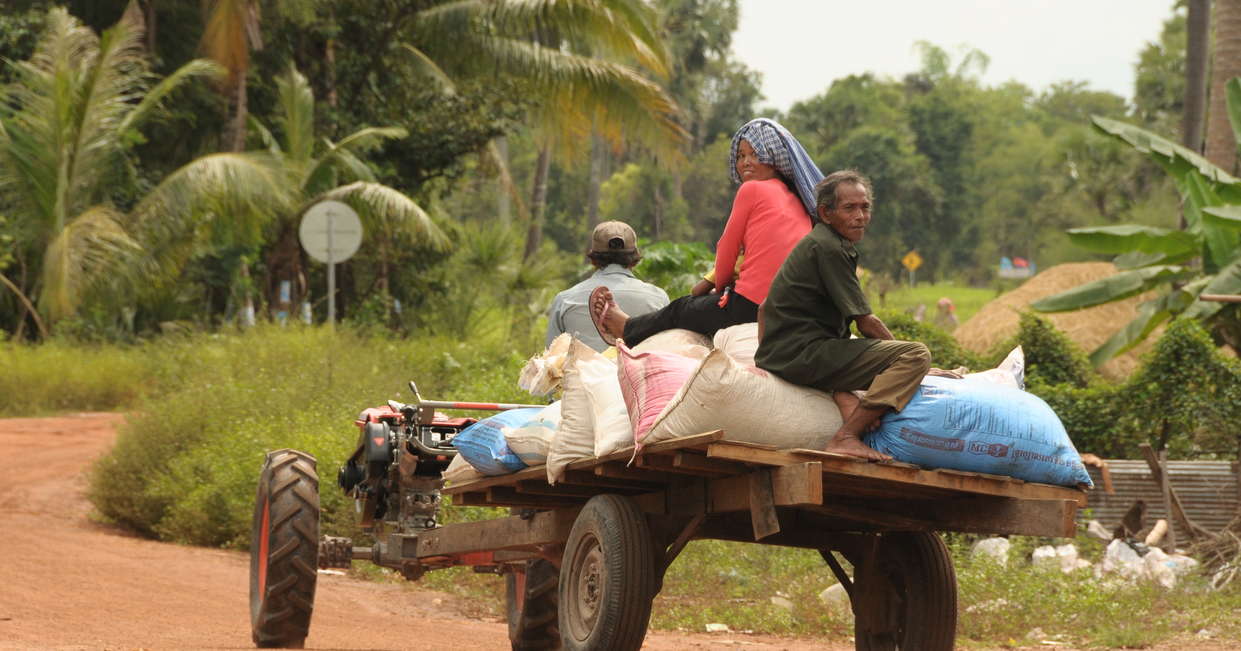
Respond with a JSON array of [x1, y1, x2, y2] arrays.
[[755, 222, 879, 384]]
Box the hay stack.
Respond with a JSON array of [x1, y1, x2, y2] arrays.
[[954, 262, 1158, 380]]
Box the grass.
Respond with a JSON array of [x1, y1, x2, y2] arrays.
[[8, 326, 1241, 648], [871, 281, 1001, 325]]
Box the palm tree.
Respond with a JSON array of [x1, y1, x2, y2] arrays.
[[199, 0, 262, 153], [129, 65, 447, 317], [398, 0, 686, 258], [0, 6, 219, 334], [1206, 0, 1241, 172]]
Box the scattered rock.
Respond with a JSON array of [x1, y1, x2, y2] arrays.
[[769, 595, 795, 612], [818, 582, 849, 609], [970, 537, 1010, 565], [705, 623, 731, 633]]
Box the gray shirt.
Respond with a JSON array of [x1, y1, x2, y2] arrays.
[[545, 265, 670, 351]]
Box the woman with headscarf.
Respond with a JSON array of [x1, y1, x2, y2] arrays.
[[590, 118, 823, 347]]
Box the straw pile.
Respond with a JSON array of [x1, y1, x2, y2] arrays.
[[954, 262, 1159, 380]]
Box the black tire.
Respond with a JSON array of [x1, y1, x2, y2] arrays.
[[249, 449, 320, 648], [506, 559, 561, 650], [558, 495, 655, 651], [849, 532, 957, 651]]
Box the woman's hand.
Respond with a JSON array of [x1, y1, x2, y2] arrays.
[[690, 279, 715, 296]]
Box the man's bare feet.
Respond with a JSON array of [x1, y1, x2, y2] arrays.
[[825, 431, 893, 461], [588, 286, 629, 345]]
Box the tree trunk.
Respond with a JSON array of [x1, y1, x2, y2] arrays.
[[227, 72, 249, 153], [652, 181, 665, 239], [265, 223, 306, 322], [524, 144, 552, 260], [496, 136, 511, 224], [1206, 0, 1241, 172], [1185, 0, 1210, 155], [143, 0, 157, 53], [586, 131, 606, 226]]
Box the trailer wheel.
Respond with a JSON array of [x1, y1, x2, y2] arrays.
[[558, 495, 655, 651], [847, 532, 957, 651], [249, 449, 320, 649], [506, 559, 561, 650]]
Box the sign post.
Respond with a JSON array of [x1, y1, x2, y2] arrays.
[[901, 250, 923, 287], [299, 200, 363, 327]]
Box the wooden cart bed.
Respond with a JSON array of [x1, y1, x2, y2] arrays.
[[442, 430, 1087, 540]]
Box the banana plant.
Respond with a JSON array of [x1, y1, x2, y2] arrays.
[[1031, 81, 1241, 364]]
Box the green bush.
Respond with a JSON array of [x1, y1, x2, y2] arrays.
[[0, 339, 160, 415], [879, 310, 985, 370], [1009, 312, 1096, 388], [87, 324, 534, 547]]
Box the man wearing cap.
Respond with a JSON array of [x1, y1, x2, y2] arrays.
[[544, 221, 670, 351]]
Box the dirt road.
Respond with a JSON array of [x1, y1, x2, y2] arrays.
[[0, 413, 847, 650]]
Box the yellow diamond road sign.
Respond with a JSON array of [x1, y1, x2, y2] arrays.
[[902, 250, 923, 272]]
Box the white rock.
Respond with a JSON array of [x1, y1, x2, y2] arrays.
[[1031, 545, 1058, 570], [705, 623, 731, 633], [970, 537, 1010, 566], [1055, 543, 1082, 573], [1086, 519, 1112, 542], [819, 583, 850, 609], [770, 595, 795, 611]]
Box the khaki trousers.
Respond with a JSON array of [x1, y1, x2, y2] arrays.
[[828, 340, 930, 412]]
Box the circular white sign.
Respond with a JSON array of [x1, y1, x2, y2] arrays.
[[299, 200, 363, 264]]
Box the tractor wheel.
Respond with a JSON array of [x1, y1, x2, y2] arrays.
[[249, 449, 320, 648], [506, 559, 561, 650], [558, 495, 655, 651], [847, 532, 957, 651]]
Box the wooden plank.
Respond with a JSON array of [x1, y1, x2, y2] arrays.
[[560, 469, 662, 491], [485, 487, 585, 508], [442, 465, 547, 495], [673, 451, 749, 476], [707, 441, 1088, 506], [515, 480, 609, 497], [594, 463, 669, 483], [749, 469, 781, 539], [707, 463, 826, 513], [802, 496, 1079, 538], [416, 508, 580, 557]]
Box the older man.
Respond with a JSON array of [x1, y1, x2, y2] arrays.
[[545, 221, 669, 351], [756, 170, 931, 461]]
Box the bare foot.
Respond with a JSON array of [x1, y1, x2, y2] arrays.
[[825, 431, 892, 462], [588, 286, 629, 344]]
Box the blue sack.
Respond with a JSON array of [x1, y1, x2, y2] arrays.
[[453, 407, 543, 476], [864, 376, 1093, 488]]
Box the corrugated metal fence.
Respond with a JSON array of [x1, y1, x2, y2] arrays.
[[1081, 460, 1241, 540]]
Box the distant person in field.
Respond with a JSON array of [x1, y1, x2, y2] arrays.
[[588, 118, 822, 347], [545, 221, 669, 352], [755, 170, 932, 461], [934, 296, 959, 331]]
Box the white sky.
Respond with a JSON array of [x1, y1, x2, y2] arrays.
[[733, 0, 1178, 112]]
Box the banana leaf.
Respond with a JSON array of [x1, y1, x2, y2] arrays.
[[1181, 258, 1241, 320], [1183, 171, 1241, 272], [1202, 204, 1241, 229], [1112, 250, 1196, 269], [1031, 265, 1192, 312], [1091, 116, 1240, 185], [1088, 290, 1192, 366], [1065, 225, 1199, 256]]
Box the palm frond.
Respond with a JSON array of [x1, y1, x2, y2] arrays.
[[275, 66, 316, 162], [39, 205, 137, 321], [399, 43, 459, 94], [304, 127, 407, 193], [317, 182, 450, 251], [116, 58, 224, 136]]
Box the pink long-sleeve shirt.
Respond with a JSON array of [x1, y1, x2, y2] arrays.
[[712, 178, 812, 305]]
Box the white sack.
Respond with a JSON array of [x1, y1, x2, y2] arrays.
[[712, 322, 759, 366], [505, 401, 561, 466], [642, 349, 842, 450]]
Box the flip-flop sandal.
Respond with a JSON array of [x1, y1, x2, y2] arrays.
[[589, 285, 617, 346]]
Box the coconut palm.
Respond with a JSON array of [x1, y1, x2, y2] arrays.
[[398, 0, 686, 257], [130, 65, 447, 316], [0, 6, 220, 333]]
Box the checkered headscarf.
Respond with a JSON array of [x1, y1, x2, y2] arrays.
[[728, 118, 823, 220]]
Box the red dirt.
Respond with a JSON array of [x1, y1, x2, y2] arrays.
[[0, 413, 1235, 651]]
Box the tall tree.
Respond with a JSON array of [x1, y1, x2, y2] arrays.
[[1207, 0, 1241, 171], [0, 7, 219, 333], [1185, 0, 1210, 153], [199, 0, 261, 153], [130, 66, 448, 317]]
